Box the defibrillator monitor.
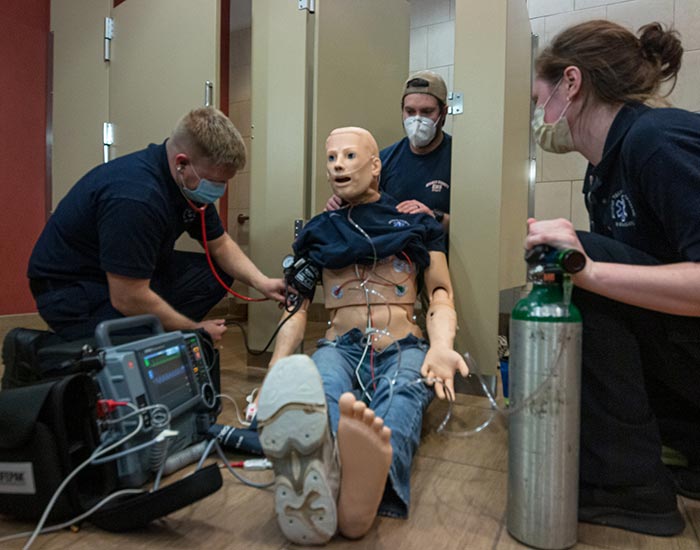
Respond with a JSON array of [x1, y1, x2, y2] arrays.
[[138, 341, 197, 412], [93, 316, 218, 487]]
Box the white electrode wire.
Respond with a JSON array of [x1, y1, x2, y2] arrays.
[[354, 337, 373, 401], [346, 206, 378, 278], [22, 402, 146, 550], [103, 402, 171, 428], [196, 438, 273, 489], [0, 489, 145, 545], [196, 438, 218, 470], [216, 392, 251, 427], [152, 438, 171, 491], [91, 404, 172, 465]]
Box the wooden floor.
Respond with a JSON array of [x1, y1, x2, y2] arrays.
[[0, 314, 698, 550]]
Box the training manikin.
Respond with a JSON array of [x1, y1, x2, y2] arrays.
[[256, 126, 469, 544]]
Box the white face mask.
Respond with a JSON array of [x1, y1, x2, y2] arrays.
[[531, 80, 575, 154], [403, 116, 437, 148]]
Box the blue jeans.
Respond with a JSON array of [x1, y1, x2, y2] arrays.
[[311, 328, 433, 518]]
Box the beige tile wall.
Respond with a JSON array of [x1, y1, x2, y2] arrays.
[[409, 0, 685, 231], [528, 0, 700, 229], [408, 0, 456, 135]]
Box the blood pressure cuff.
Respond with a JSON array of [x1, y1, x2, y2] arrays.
[[0, 374, 117, 521]]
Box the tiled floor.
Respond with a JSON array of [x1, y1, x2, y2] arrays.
[[0, 313, 698, 549]]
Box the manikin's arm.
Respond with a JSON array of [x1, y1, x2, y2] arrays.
[[420, 251, 469, 399], [267, 298, 311, 368]]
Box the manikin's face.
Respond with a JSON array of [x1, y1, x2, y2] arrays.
[[326, 129, 380, 205]]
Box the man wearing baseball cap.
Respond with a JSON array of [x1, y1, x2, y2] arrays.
[[326, 70, 452, 232]]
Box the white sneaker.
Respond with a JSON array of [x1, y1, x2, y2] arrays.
[[257, 355, 339, 545]]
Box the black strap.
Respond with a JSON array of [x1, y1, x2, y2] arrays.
[[89, 464, 223, 532]]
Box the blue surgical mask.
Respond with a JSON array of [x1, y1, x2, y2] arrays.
[[178, 163, 227, 204]]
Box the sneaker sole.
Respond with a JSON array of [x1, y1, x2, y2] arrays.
[[579, 505, 685, 537], [257, 355, 337, 545]]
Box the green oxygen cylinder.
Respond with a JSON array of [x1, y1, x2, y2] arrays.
[[506, 245, 584, 550]]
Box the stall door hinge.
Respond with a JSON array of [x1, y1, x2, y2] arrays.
[[103, 122, 114, 163], [104, 17, 114, 62], [447, 92, 463, 115], [298, 0, 315, 13]]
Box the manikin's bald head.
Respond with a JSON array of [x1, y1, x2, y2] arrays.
[[326, 127, 379, 157], [326, 127, 382, 205]]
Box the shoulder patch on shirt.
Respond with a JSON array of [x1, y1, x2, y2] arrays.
[[610, 190, 637, 228], [425, 180, 449, 192]]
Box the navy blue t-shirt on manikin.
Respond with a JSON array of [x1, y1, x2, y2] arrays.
[[379, 133, 451, 213], [293, 194, 446, 271], [583, 102, 700, 263], [28, 141, 224, 283]]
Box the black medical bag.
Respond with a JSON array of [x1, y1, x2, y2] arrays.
[[0, 373, 117, 521]]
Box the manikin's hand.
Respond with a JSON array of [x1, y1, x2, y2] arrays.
[[325, 194, 345, 211], [525, 217, 594, 282], [420, 347, 470, 400], [256, 277, 287, 303], [197, 319, 227, 341], [396, 199, 433, 216]]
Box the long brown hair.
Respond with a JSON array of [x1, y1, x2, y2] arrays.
[[536, 20, 683, 105]]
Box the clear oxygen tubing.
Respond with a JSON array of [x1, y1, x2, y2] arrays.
[[436, 327, 573, 438]]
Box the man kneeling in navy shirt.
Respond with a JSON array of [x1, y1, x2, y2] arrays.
[[28, 107, 285, 342]]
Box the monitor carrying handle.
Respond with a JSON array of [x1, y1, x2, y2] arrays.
[[95, 315, 165, 348]]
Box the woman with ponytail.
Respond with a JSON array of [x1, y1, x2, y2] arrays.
[[526, 20, 700, 537]]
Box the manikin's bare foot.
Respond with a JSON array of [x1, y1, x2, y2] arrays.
[[337, 392, 393, 539]]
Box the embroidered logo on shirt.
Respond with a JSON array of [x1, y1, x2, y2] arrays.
[[425, 180, 449, 192], [182, 208, 197, 225], [388, 219, 410, 228], [610, 190, 636, 228]]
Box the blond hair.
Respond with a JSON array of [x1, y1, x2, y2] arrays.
[[171, 107, 246, 171]]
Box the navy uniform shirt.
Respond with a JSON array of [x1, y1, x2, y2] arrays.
[[294, 194, 446, 271], [379, 133, 451, 214], [583, 103, 700, 263], [28, 141, 224, 283]]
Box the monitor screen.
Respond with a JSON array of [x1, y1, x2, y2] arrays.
[[140, 341, 196, 411]]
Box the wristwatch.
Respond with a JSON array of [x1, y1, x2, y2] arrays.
[[433, 209, 445, 223]]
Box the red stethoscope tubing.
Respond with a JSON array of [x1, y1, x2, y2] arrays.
[[190, 200, 268, 303]]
